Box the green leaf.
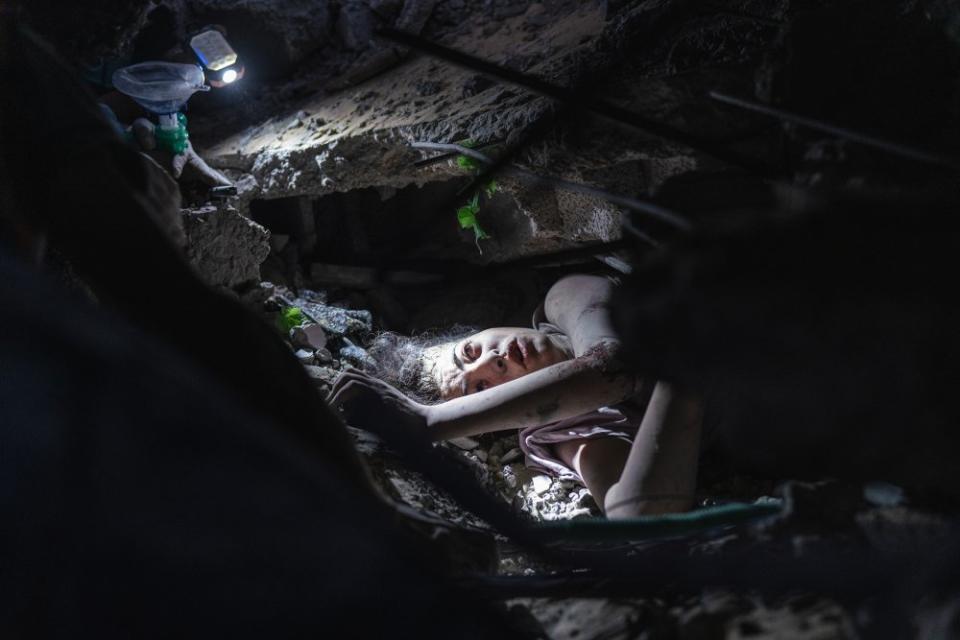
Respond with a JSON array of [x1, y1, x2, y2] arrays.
[[456, 154, 480, 170], [457, 201, 479, 228], [484, 180, 498, 198], [455, 140, 481, 171], [279, 306, 306, 333], [455, 189, 491, 254]]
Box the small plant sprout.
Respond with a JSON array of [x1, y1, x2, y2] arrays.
[[457, 193, 491, 254]]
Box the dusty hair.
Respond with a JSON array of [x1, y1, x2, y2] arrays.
[[367, 326, 477, 404]]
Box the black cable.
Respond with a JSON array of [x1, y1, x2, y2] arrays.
[[709, 91, 960, 172], [378, 28, 781, 178], [411, 141, 691, 231]]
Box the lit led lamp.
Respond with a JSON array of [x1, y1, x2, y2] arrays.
[[188, 28, 241, 85]]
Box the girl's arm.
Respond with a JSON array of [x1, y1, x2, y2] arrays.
[[426, 351, 638, 441], [604, 383, 703, 517], [329, 274, 639, 442]]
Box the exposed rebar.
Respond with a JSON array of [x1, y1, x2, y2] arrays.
[[380, 28, 780, 177], [709, 90, 960, 172], [410, 141, 692, 231]]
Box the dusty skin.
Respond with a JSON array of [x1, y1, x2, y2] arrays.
[[329, 275, 702, 517]]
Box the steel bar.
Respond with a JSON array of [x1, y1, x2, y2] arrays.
[[709, 90, 960, 172], [410, 141, 692, 231], [317, 239, 634, 287], [380, 28, 779, 177]]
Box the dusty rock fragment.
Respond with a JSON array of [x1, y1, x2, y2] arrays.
[[181, 203, 270, 289], [502, 466, 518, 488], [855, 507, 953, 554], [302, 364, 339, 389], [291, 297, 372, 339], [501, 447, 522, 464], [531, 474, 552, 495], [290, 323, 328, 350], [339, 339, 377, 370], [448, 437, 480, 451]]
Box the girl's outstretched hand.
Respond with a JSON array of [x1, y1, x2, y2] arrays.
[[326, 368, 432, 443]]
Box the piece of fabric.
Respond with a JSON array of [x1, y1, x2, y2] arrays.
[[519, 408, 639, 484], [521, 301, 642, 485]]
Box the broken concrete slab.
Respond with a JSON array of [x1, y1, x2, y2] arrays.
[[200, 2, 609, 200], [181, 203, 271, 289]]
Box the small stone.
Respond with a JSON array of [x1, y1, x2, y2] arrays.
[[531, 475, 552, 495], [315, 348, 333, 363], [475, 450, 488, 463], [863, 482, 906, 508], [290, 298, 372, 339], [339, 341, 376, 370], [294, 348, 314, 364], [302, 364, 339, 388], [501, 447, 522, 464], [449, 437, 480, 451], [575, 489, 596, 510], [290, 323, 328, 350]]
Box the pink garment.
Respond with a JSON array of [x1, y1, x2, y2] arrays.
[[518, 407, 640, 485], [520, 295, 647, 485]]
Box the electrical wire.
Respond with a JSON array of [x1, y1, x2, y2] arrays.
[[410, 141, 692, 232], [709, 90, 960, 172]]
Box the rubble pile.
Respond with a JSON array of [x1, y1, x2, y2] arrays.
[[28, 0, 960, 635]]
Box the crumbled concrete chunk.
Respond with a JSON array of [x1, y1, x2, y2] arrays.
[[291, 323, 328, 350]]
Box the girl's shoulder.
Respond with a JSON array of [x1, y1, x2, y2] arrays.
[[543, 274, 619, 356]]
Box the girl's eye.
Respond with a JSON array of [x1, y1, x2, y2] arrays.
[[464, 343, 479, 360], [475, 381, 488, 393]]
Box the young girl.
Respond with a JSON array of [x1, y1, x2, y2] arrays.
[[328, 274, 703, 517]]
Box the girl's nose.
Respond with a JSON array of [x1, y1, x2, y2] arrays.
[[474, 351, 506, 373]]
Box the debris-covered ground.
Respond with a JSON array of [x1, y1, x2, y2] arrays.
[[225, 281, 956, 639], [25, 0, 960, 635]]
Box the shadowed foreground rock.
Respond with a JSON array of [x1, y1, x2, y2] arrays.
[[613, 197, 960, 494]]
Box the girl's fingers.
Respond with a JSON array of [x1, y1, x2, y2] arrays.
[[329, 380, 365, 408], [328, 373, 388, 406], [327, 370, 366, 398]]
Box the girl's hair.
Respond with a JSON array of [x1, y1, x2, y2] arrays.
[[367, 326, 477, 404]]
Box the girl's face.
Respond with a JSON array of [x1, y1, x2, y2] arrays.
[[432, 327, 573, 400]]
